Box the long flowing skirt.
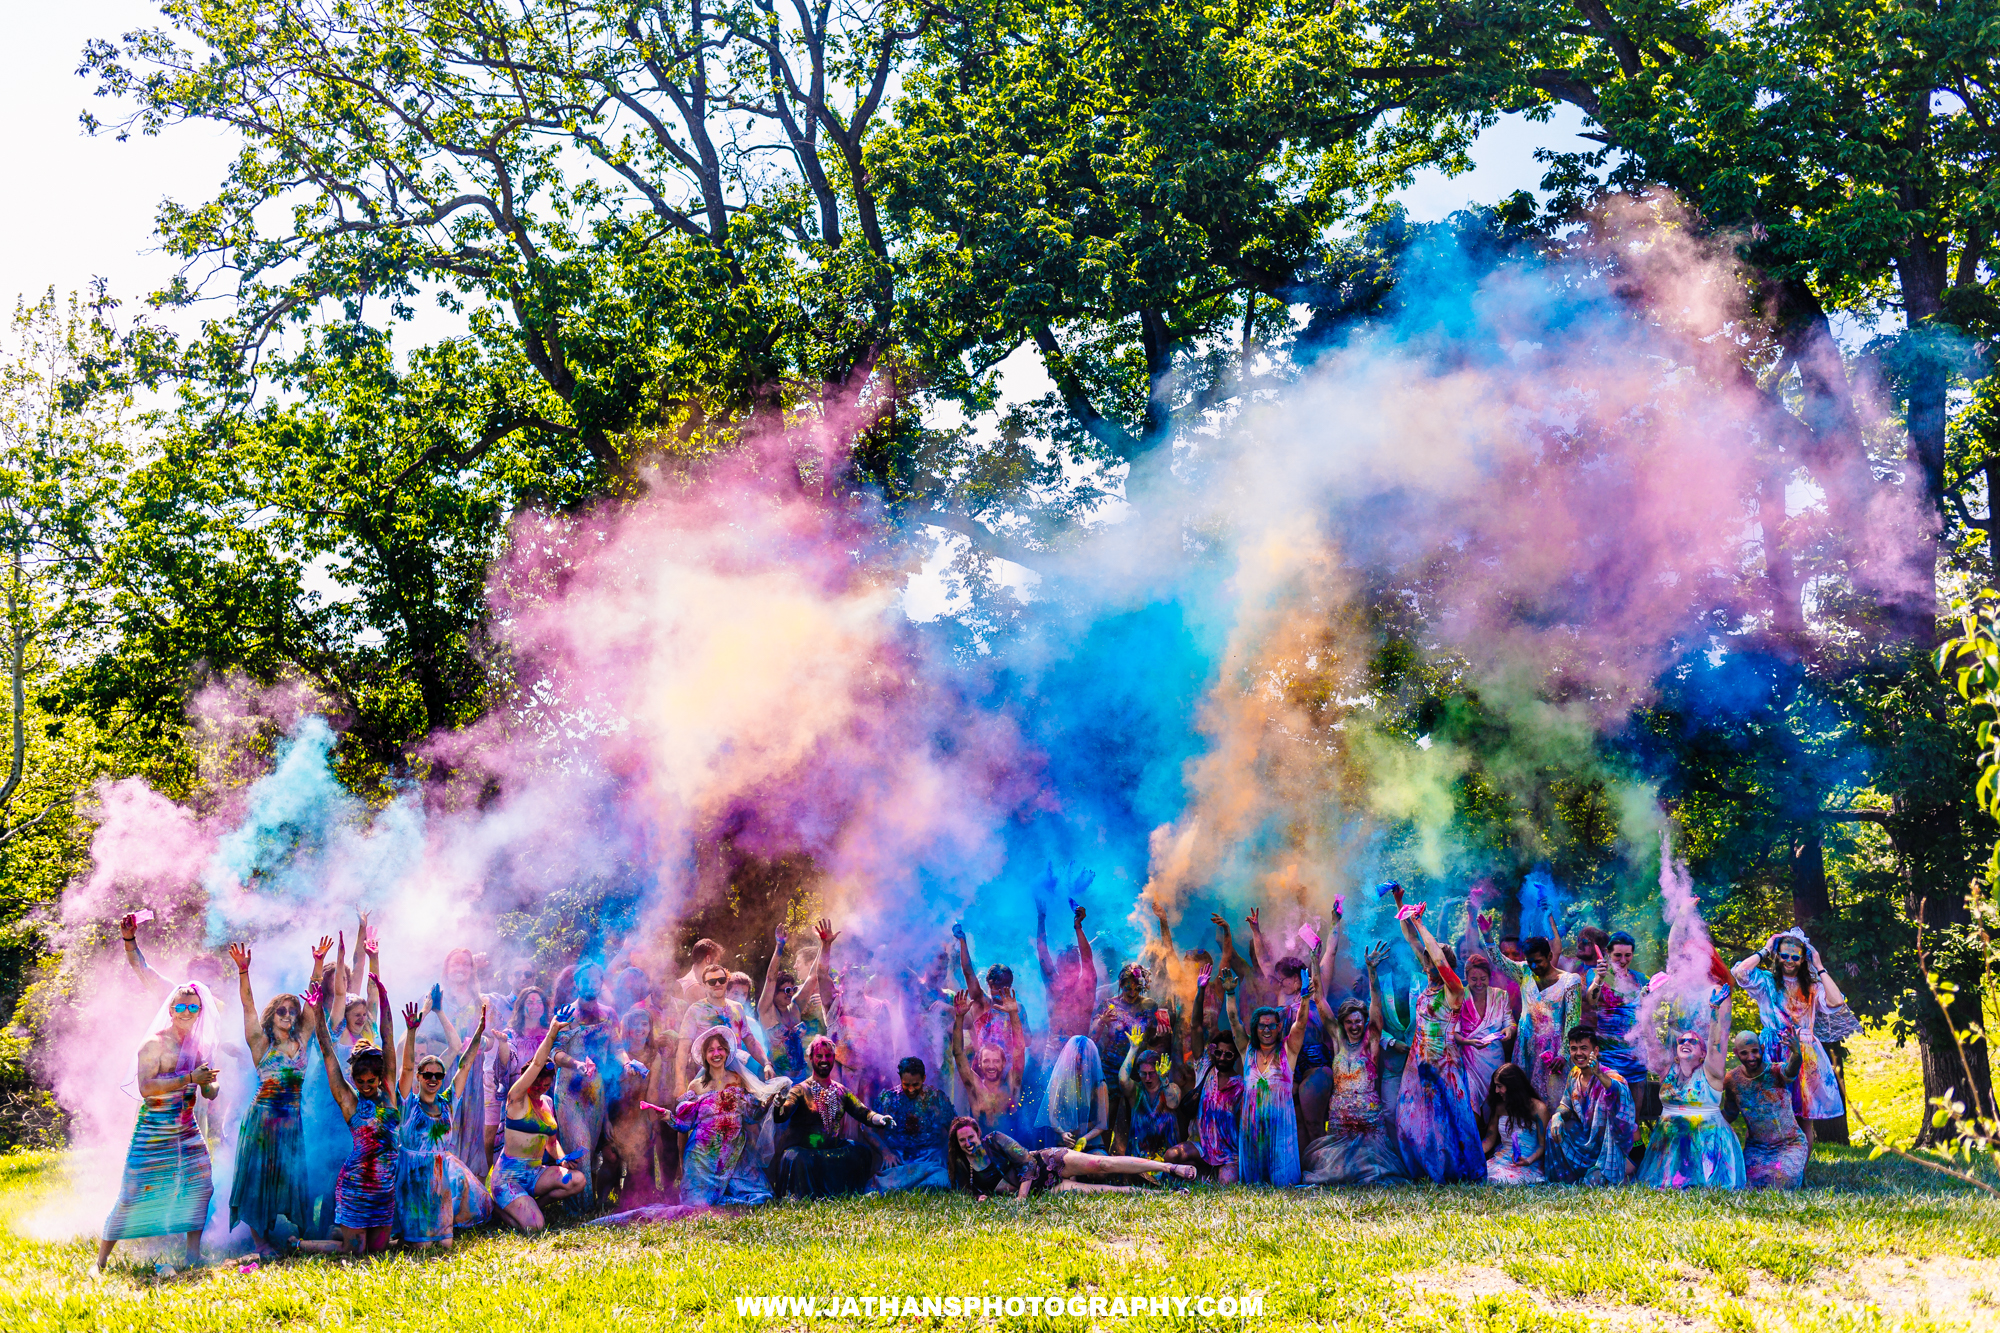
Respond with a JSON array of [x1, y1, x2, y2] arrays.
[[868, 1149, 951, 1193], [1637, 1109, 1746, 1190], [396, 1147, 493, 1243], [682, 1149, 776, 1206], [1301, 1106, 1406, 1186], [449, 1050, 489, 1180], [229, 1084, 308, 1236], [103, 1099, 213, 1241], [772, 1140, 872, 1200], [1396, 1061, 1486, 1184], [1743, 1136, 1809, 1189], [1237, 1081, 1302, 1186]]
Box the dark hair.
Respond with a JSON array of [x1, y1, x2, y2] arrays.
[[348, 1046, 387, 1081], [1523, 935, 1552, 958], [1500, 936, 1521, 948], [1275, 955, 1306, 977], [944, 1115, 985, 1193], [775, 970, 799, 989], [1607, 931, 1636, 950], [1566, 1024, 1600, 1048], [1489, 1063, 1536, 1122], [897, 1056, 926, 1079], [512, 986, 549, 1034], [1248, 1005, 1285, 1051], [984, 964, 1014, 992], [1579, 926, 1610, 948]]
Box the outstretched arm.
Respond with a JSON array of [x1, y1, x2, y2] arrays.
[[119, 914, 170, 1001], [1732, 937, 1772, 988], [759, 925, 787, 1023], [508, 1007, 569, 1109], [954, 926, 988, 1007], [1245, 909, 1276, 982], [229, 943, 266, 1061], [1364, 942, 1390, 1037], [452, 1004, 488, 1102], [949, 996, 977, 1091], [400, 1002, 423, 1099], [1034, 868, 1057, 986], [1703, 988, 1732, 1087], [311, 997, 357, 1120]]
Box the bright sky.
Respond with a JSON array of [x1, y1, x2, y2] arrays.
[[2, 6, 1597, 320]]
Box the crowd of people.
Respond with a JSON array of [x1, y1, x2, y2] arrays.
[[91, 874, 1856, 1271]]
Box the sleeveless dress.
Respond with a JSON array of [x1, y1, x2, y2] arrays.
[[1127, 1084, 1180, 1159], [1486, 1113, 1544, 1185], [670, 1082, 776, 1205], [229, 1043, 310, 1237], [1741, 969, 1844, 1121], [1396, 984, 1486, 1183], [1730, 1067, 1808, 1188], [332, 1095, 399, 1229], [1190, 1058, 1242, 1168], [397, 1084, 494, 1242], [1302, 1036, 1406, 1185], [103, 1083, 213, 1241], [1460, 988, 1510, 1115], [1638, 1064, 1745, 1190], [1236, 1046, 1301, 1185]]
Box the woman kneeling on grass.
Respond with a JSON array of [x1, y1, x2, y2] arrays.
[[488, 1004, 588, 1233], [945, 1116, 1193, 1198], [299, 974, 399, 1254]]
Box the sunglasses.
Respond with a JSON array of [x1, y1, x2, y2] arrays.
[[419, 1069, 445, 1081], [1676, 1035, 1701, 1046], [273, 1006, 299, 1018], [705, 977, 728, 987], [171, 1003, 201, 1015]]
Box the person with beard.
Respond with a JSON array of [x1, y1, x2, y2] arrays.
[[1302, 943, 1407, 1185], [1732, 929, 1851, 1136], [1164, 967, 1243, 1181], [1482, 916, 1583, 1110], [1723, 1027, 1808, 1188], [949, 989, 1026, 1136], [771, 1035, 893, 1199], [1541, 1026, 1637, 1185], [1222, 968, 1308, 1186], [867, 1057, 954, 1191]]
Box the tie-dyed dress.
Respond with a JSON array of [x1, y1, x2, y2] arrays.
[[1189, 1058, 1242, 1169], [1302, 1035, 1406, 1185], [1396, 984, 1486, 1183], [396, 1084, 494, 1242], [669, 1081, 776, 1206], [1485, 1113, 1544, 1184], [1460, 988, 1511, 1116], [228, 1043, 309, 1238], [1726, 1065, 1808, 1188], [1236, 1046, 1301, 1185], [1740, 969, 1845, 1121], [103, 1083, 214, 1241], [332, 1095, 399, 1229], [1638, 1064, 1744, 1189], [1491, 958, 1581, 1107]]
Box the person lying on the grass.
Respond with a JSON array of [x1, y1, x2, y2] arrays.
[[867, 1056, 954, 1192], [395, 995, 494, 1248], [487, 1004, 587, 1233], [1541, 1025, 1636, 1185], [1723, 1026, 1807, 1189], [944, 1116, 1194, 1199], [298, 971, 399, 1254], [95, 980, 220, 1275], [656, 1025, 789, 1206], [1637, 987, 1744, 1190]]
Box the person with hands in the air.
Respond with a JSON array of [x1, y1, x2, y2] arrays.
[[487, 1002, 587, 1233], [1302, 940, 1409, 1185], [296, 968, 400, 1255], [1223, 965, 1309, 1185], [950, 986, 1026, 1136], [1034, 865, 1098, 1044], [1389, 886, 1486, 1183], [223, 942, 311, 1257]]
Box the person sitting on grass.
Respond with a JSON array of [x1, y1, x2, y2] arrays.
[[394, 996, 494, 1249], [771, 1035, 894, 1199], [1481, 1063, 1550, 1185], [1637, 987, 1745, 1190], [487, 1004, 588, 1234], [1540, 1025, 1636, 1186], [660, 1025, 789, 1206], [1723, 1026, 1808, 1189], [867, 1057, 955, 1192], [945, 1117, 1194, 1198]]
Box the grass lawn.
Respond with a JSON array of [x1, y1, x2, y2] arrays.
[[2, 1147, 1996, 1332]]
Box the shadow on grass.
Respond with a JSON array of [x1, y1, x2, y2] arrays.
[[1806, 1143, 2000, 1195]]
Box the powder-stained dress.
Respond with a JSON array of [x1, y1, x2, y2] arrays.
[[1638, 1064, 1745, 1190], [1740, 969, 1845, 1121], [103, 1082, 214, 1242], [397, 1079, 493, 1242], [1491, 957, 1581, 1107], [1236, 1044, 1301, 1186], [1727, 1066, 1808, 1189], [1302, 1036, 1406, 1185], [1188, 1056, 1242, 1171], [1486, 1113, 1545, 1184], [1396, 984, 1486, 1183], [228, 1043, 310, 1238], [332, 1095, 399, 1230], [670, 1082, 778, 1206]]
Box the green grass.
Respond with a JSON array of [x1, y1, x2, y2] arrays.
[[1, 1148, 1994, 1332], [1846, 1024, 1932, 1145]]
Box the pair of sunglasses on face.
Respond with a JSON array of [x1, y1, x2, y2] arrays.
[[171, 1003, 202, 1015], [419, 1069, 446, 1081]]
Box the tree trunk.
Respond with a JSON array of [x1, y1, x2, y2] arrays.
[[1790, 828, 1830, 929]]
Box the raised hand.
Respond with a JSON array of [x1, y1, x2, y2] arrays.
[[1245, 908, 1261, 932], [1071, 901, 1087, 927], [552, 1002, 578, 1030], [774, 924, 788, 952], [995, 994, 1020, 1016], [1127, 1026, 1145, 1049], [304, 977, 325, 1008], [311, 935, 334, 963], [473, 1003, 488, 1042], [953, 990, 972, 1017], [429, 983, 444, 1013], [1066, 864, 1096, 899], [228, 942, 252, 973], [1196, 965, 1213, 989], [403, 1002, 424, 1032], [120, 912, 139, 942], [1332, 895, 1344, 921], [365, 924, 380, 956], [817, 917, 841, 948], [1365, 941, 1391, 970], [1219, 968, 1240, 995], [1209, 912, 1231, 940], [950, 921, 967, 942]]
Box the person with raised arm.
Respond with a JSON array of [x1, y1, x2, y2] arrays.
[[1390, 886, 1486, 1183], [1224, 966, 1307, 1185], [949, 988, 1026, 1137], [945, 1117, 1195, 1199], [1732, 929, 1849, 1135], [395, 996, 494, 1247], [1035, 866, 1099, 1040], [1541, 1026, 1637, 1185], [437, 945, 498, 1180], [1586, 931, 1655, 1122], [771, 1034, 893, 1199], [1274, 932, 1335, 1142], [297, 969, 399, 1254], [94, 981, 220, 1274], [1481, 1064, 1550, 1185], [117, 912, 172, 1001], [1118, 1023, 1184, 1159], [488, 1003, 587, 1233], [223, 942, 310, 1256], [1637, 986, 1745, 1189], [1302, 942, 1408, 1185], [1482, 911, 1582, 1108], [1457, 951, 1513, 1123], [1164, 964, 1242, 1181], [952, 920, 1024, 1073], [677, 959, 776, 1096], [759, 923, 825, 1083], [1724, 1026, 1808, 1188]]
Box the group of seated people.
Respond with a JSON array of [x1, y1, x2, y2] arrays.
[[93, 876, 1851, 1268]]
